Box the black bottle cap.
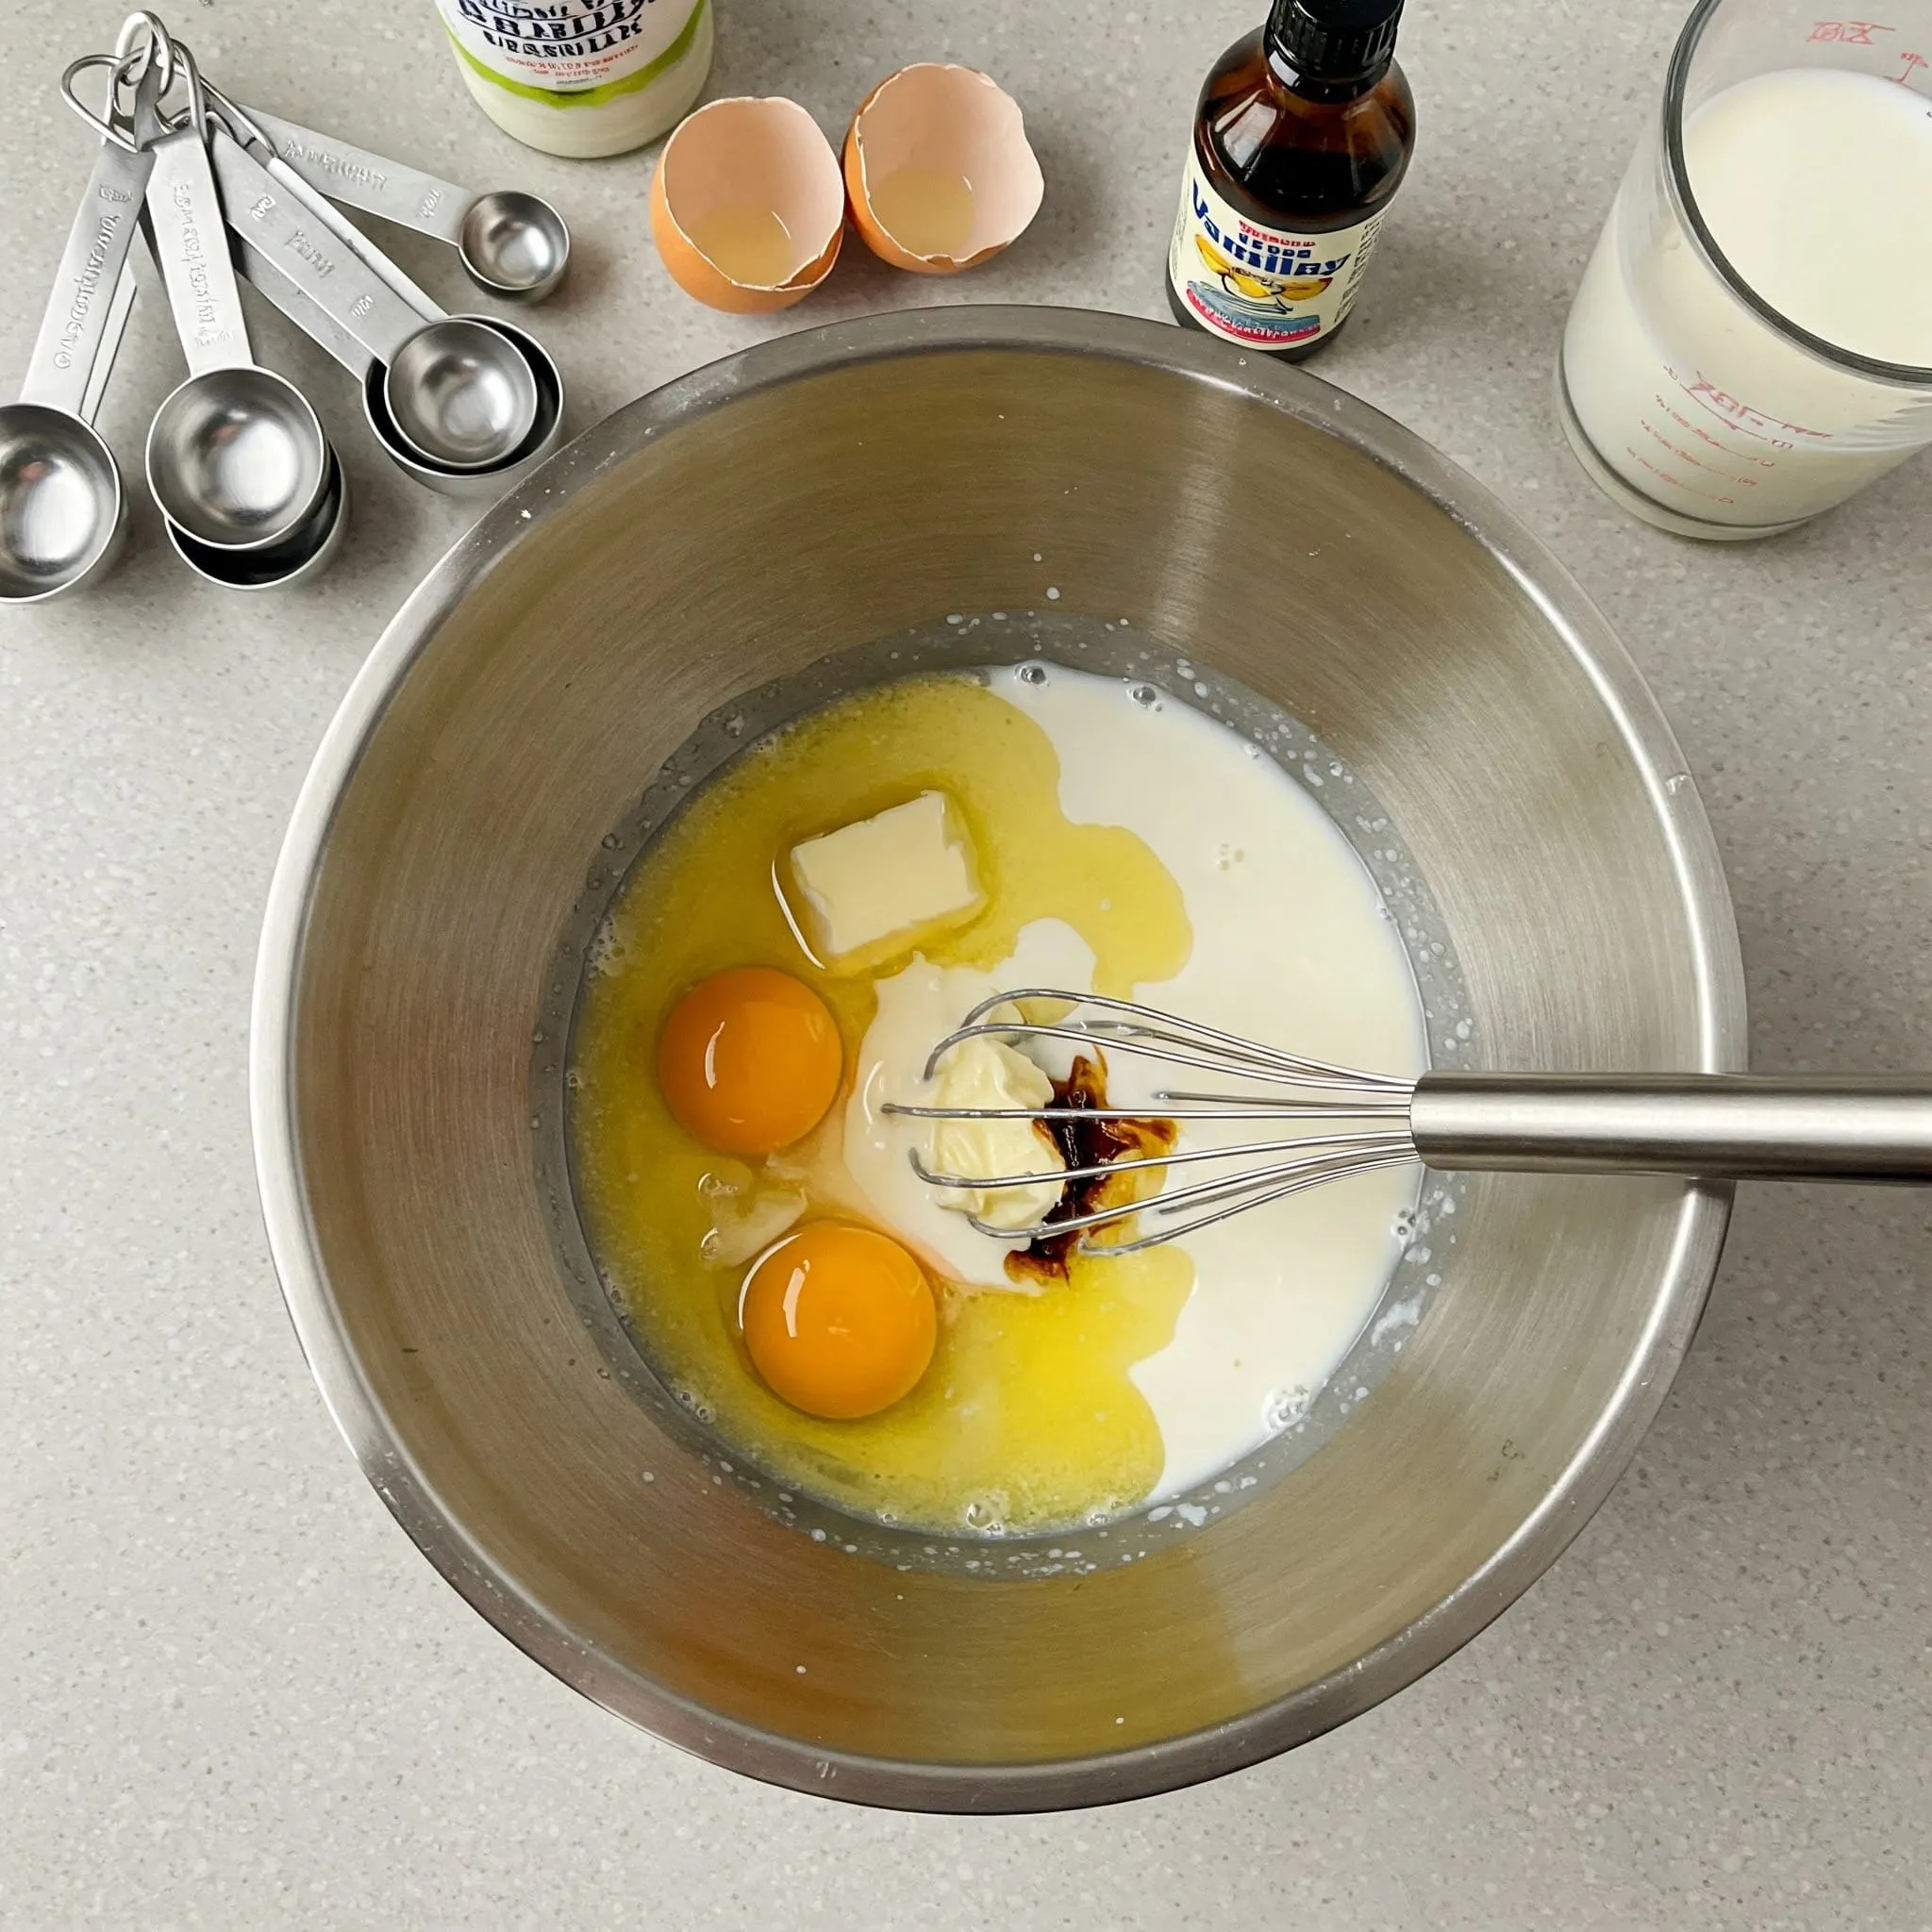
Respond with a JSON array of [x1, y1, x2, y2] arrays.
[[1266, 0, 1405, 83]]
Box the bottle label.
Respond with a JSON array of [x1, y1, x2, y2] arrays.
[[1168, 153, 1385, 351], [435, 0, 707, 107]]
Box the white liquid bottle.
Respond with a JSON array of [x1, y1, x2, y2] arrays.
[[434, 0, 715, 158], [1558, 1, 1932, 538]]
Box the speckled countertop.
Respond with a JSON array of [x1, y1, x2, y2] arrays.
[[4, 0, 1928, 1924]]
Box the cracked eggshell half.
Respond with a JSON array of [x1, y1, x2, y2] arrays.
[[843, 64, 1044, 274], [651, 96, 845, 312]]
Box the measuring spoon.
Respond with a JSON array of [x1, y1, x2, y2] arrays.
[[200, 89, 566, 489], [86, 229, 347, 593], [137, 50, 332, 552], [235, 239, 566, 500], [122, 239, 349, 591], [164, 443, 349, 591], [208, 126, 540, 470], [197, 82, 443, 320], [0, 58, 156, 603], [237, 105, 570, 303]]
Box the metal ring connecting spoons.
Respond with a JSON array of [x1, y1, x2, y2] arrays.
[[237, 104, 570, 302], [135, 48, 333, 551], [58, 16, 176, 152], [0, 38, 162, 604], [206, 124, 539, 469]]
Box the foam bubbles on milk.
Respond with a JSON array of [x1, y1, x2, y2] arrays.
[[1264, 1386, 1311, 1434]]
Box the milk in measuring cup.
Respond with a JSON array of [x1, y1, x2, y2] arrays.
[[1563, 67, 1932, 529]]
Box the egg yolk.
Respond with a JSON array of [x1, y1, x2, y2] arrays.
[[657, 967, 842, 1157], [740, 1223, 937, 1420]]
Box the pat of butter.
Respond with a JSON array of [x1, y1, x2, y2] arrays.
[[929, 1033, 1065, 1234], [788, 791, 986, 970]]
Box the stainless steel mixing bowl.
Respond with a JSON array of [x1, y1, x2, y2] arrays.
[[252, 308, 1745, 1811]]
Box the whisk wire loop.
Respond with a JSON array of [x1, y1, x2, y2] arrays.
[[889, 988, 1423, 1255]]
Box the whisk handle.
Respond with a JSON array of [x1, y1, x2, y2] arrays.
[[1410, 1074, 1932, 1183]]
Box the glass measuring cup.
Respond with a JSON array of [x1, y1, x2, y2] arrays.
[[1557, 0, 1932, 538]]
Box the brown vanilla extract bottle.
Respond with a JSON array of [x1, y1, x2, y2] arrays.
[[1167, 0, 1415, 359]]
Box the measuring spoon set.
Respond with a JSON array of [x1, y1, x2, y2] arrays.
[[0, 11, 572, 602]]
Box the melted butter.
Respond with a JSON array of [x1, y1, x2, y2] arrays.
[[570, 673, 1195, 1532]]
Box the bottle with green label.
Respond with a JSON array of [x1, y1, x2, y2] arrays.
[[435, 0, 714, 158], [1167, 0, 1414, 359]]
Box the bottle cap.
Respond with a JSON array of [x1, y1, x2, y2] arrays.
[[1267, 0, 1405, 84]]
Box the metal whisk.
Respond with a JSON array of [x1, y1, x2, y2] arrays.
[[884, 990, 1932, 1255]]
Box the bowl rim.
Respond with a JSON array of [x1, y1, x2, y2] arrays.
[[249, 305, 1748, 1813]]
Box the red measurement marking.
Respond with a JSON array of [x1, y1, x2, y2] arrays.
[[1808, 19, 1895, 41], [1640, 413, 1760, 487], [1664, 367, 1831, 442], [1669, 404, 1769, 461], [1625, 445, 1736, 507], [1894, 47, 1930, 79]]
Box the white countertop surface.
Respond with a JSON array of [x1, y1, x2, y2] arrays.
[[4, 0, 1929, 1924]]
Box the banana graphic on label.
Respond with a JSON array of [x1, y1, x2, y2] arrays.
[[1193, 235, 1333, 307]]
